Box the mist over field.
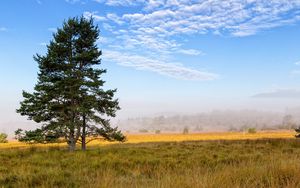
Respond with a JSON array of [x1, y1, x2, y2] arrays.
[[116, 108, 300, 132], [3, 103, 300, 137]]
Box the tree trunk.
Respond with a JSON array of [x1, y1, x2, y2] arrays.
[[81, 115, 86, 151], [68, 124, 76, 152], [68, 138, 76, 151]]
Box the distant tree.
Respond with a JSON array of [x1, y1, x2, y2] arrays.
[[295, 127, 300, 138], [247, 128, 256, 134], [183, 127, 189, 134], [282, 115, 297, 129], [0, 133, 8, 143], [139, 129, 148, 133], [228, 126, 238, 132], [194, 125, 203, 132], [155, 130, 161, 134], [16, 16, 125, 151]]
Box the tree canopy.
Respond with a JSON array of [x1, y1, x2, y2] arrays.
[[16, 16, 125, 151]]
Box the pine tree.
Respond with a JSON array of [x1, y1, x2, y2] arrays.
[[16, 16, 125, 151]]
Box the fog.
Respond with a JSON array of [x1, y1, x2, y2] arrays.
[[117, 109, 300, 133], [1, 96, 300, 137]]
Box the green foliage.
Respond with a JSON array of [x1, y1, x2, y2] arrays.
[[155, 130, 161, 134], [16, 16, 124, 150], [1, 139, 300, 187], [247, 128, 257, 134], [183, 127, 189, 134], [0, 133, 8, 143], [14, 129, 60, 143]]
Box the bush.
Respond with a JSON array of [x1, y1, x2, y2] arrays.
[[0, 133, 8, 143], [139, 129, 148, 133], [247, 128, 256, 134], [183, 127, 189, 134], [295, 127, 300, 138], [155, 130, 161, 134]]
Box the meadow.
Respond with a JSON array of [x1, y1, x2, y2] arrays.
[[1, 131, 300, 188]]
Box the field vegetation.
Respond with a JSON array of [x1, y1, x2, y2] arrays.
[[1, 131, 300, 187]]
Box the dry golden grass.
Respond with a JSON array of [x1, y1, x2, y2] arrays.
[[1, 137, 300, 187], [1, 130, 300, 187], [121, 130, 295, 143], [0, 130, 295, 149]]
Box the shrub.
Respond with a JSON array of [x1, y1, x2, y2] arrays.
[[0, 133, 8, 143], [247, 128, 256, 134], [183, 127, 189, 134], [139, 129, 148, 133], [295, 127, 300, 138], [155, 130, 161, 134]]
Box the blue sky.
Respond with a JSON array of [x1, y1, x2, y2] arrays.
[[1, 0, 300, 133]]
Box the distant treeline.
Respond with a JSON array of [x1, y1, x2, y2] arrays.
[[116, 110, 300, 133]]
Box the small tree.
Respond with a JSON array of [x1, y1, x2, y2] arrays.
[[16, 16, 125, 151], [247, 128, 256, 134], [0, 133, 8, 143], [183, 127, 189, 134], [139, 129, 148, 133], [282, 115, 297, 129], [295, 127, 300, 138]]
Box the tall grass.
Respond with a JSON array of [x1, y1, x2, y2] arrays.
[[1, 139, 300, 187]]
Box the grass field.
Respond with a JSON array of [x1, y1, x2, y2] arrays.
[[1, 131, 300, 188]]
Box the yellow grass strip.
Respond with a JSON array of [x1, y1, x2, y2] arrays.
[[0, 130, 296, 149]]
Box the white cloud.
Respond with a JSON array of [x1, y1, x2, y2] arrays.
[[97, 0, 300, 37], [106, 13, 124, 25], [177, 49, 204, 56], [97, 36, 109, 44], [39, 42, 47, 46], [295, 61, 300, 65], [83, 11, 107, 21], [94, 0, 144, 6], [88, 0, 300, 81], [104, 50, 218, 81], [253, 89, 300, 99], [102, 23, 114, 31]]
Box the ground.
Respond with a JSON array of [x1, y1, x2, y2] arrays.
[[0, 131, 300, 188]]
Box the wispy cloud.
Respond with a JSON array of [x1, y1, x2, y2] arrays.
[[95, 0, 300, 37], [289, 61, 300, 77], [65, 0, 87, 4], [39, 42, 47, 46], [104, 50, 218, 81], [83, 11, 107, 21], [48, 28, 57, 32], [0, 27, 7, 32], [252, 89, 300, 99], [94, 0, 144, 7], [177, 49, 204, 56], [87, 0, 300, 80]]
